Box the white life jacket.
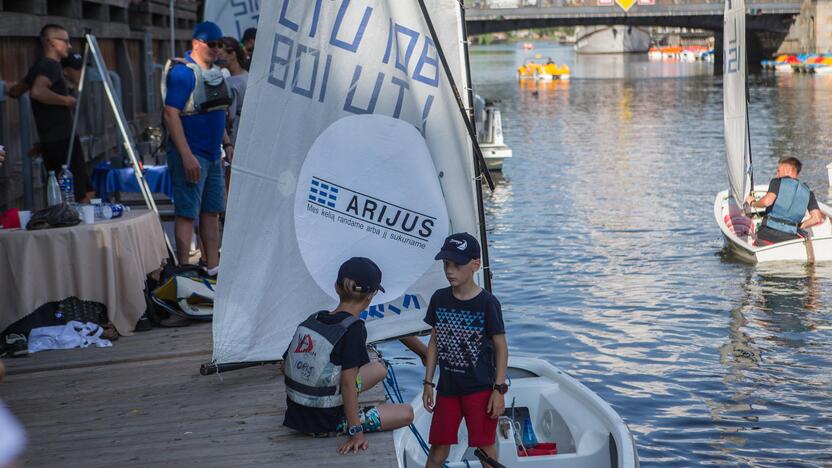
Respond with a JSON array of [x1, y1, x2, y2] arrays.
[[161, 58, 232, 116], [284, 312, 359, 408]]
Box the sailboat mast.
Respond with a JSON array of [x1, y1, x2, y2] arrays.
[[416, 0, 495, 191], [744, 25, 754, 193], [417, 0, 494, 291], [458, 3, 493, 292]]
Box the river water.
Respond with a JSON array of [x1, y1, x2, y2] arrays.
[[381, 42, 832, 467]]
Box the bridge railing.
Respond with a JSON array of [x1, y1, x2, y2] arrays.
[[466, 0, 753, 8]]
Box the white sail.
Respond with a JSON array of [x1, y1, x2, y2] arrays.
[[723, 0, 751, 204], [202, 0, 260, 40], [212, 0, 480, 365]]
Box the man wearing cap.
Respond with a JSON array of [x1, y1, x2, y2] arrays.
[[15, 24, 93, 202], [163, 21, 234, 273], [282, 257, 414, 454]]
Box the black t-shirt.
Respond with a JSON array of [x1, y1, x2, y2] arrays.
[[765, 177, 819, 217], [424, 287, 505, 396], [27, 58, 73, 143], [282, 311, 370, 433]]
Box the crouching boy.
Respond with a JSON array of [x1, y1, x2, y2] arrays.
[[423, 233, 509, 468], [282, 257, 414, 454]]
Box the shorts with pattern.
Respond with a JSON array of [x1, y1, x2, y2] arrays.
[[335, 406, 382, 435]]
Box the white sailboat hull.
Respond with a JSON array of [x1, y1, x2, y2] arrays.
[[714, 185, 832, 263], [394, 356, 638, 468], [481, 143, 512, 171]]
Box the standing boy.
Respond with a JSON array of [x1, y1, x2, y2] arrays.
[[422, 233, 508, 468]]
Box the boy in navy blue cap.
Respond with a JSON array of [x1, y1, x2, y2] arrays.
[[283, 257, 414, 454], [422, 233, 508, 468]]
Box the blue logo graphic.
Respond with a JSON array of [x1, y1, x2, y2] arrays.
[[361, 294, 421, 321], [309, 178, 337, 208]]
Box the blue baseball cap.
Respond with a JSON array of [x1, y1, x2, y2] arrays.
[[435, 232, 481, 265], [193, 22, 223, 42], [337, 257, 385, 294]]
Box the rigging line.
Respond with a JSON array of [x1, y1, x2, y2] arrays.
[[456, 2, 494, 292], [416, 0, 495, 191], [417, 0, 494, 292]]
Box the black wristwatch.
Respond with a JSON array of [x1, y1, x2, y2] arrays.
[[347, 424, 364, 436], [492, 382, 509, 395]]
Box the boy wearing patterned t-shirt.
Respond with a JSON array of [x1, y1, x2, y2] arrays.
[[422, 233, 508, 468]]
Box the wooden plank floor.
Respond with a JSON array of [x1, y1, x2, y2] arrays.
[[0, 323, 399, 467]]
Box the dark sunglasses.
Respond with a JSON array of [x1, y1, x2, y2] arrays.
[[198, 39, 223, 49]]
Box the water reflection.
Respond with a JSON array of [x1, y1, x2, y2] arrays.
[[756, 264, 822, 343], [382, 43, 832, 466]]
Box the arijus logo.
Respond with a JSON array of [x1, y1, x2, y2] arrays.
[[293, 114, 450, 303], [306, 176, 435, 249]]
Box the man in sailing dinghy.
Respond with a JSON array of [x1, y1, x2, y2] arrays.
[[744, 157, 825, 245], [282, 257, 414, 454], [423, 233, 508, 468]]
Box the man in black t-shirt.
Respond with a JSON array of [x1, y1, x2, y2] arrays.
[[24, 24, 93, 202], [745, 157, 825, 244]]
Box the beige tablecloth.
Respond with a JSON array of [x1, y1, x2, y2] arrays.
[[0, 210, 168, 335]]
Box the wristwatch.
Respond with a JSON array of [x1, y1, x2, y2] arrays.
[[492, 382, 509, 395], [347, 424, 364, 436]]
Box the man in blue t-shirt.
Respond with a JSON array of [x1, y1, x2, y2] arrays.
[[163, 22, 234, 274]]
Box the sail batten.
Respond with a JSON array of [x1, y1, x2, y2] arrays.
[[724, 0, 752, 204], [212, 0, 480, 364]]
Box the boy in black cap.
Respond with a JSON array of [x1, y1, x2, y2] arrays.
[[283, 257, 414, 454], [422, 233, 508, 468]]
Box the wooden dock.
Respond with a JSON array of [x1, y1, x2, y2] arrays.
[[0, 323, 400, 467]]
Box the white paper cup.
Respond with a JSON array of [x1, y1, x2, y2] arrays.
[[80, 205, 95, 225], [17, 210, 31, 230]]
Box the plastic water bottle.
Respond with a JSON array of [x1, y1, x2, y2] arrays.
[[47, 171, 62, 206], [108, 203, 124, 218], [521, 416, 539, 448], [58, 164, 75, 204]]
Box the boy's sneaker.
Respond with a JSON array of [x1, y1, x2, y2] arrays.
[[3, 334, 29, 358]]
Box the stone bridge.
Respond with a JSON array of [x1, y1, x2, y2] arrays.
[[464, 0, 807, 61]]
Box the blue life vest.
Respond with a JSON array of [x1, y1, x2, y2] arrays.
[[766, 178, 811, 234]]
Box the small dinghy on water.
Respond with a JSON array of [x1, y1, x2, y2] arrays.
[[395, 357, 639, 468], [714, 0, 832, 263]]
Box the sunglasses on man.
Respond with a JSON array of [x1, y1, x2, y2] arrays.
[[198, 39, 223, 49]]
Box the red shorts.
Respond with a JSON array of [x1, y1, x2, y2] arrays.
[[428, 389, 498, 447]]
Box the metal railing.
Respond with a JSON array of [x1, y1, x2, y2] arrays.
[[467, 0, 798, 8]]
